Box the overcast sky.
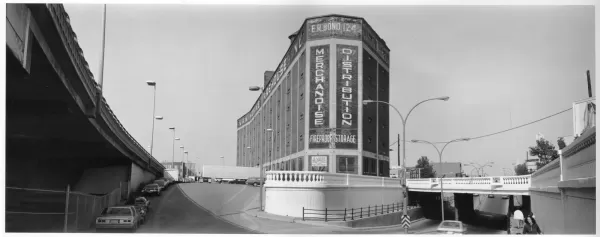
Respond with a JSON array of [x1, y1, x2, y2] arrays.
[[63, 4, 594, 176]]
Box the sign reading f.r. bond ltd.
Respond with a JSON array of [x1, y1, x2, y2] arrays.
[[307, 16, 362, 41]]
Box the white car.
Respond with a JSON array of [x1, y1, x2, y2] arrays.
[[436, 220, 467, 235]]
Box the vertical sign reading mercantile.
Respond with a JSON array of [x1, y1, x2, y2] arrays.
[[336, 44, 358, 149], [309, 45, 330, 149]]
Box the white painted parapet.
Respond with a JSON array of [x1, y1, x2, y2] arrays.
[[265, 171, 403, 218], [406, 175, 531, 195]]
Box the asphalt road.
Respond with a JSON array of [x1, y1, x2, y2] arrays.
[[136, 183, 256, 234]]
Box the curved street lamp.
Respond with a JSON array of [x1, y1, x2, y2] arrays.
[[363, 96, 450, 226], [411, 137, 470, 221]]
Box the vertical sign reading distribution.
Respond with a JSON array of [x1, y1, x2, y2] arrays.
[[309, 45, 330, 149], [336, 45, 358, 149]]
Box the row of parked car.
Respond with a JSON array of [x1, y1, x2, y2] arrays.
[[141, 177, 177, 196], [210, 177, 265, 186], [95, 177, 175, 232]]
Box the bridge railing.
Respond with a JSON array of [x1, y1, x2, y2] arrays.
[[406, 175, 532, 191], [265, 171, 402, 187], [45, 4, 164, 173]]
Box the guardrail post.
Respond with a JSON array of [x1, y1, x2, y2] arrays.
[[344, 208, 347, 221], [381, 204, 383, 214], [325, 208, 328, 222], [387, 204, 389, 213], [360, 207, 363, 218], [302, 207, 304, 221], [351, 208, 354, 220]]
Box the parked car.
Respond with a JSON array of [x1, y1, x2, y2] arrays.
[[246, 177, 265, 186], [134, 197, 150, 210], [141, 184, 161, 196], [436, 220, 467, 235], [215, 178, 223, 183], [154, 180, 168, 190], [95, 206, 143, 232], [202, 177, 212, 183], [229, 178, 247, 184]]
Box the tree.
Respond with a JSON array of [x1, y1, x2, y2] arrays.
[[514, 163, 532, 176], [415, 156, 436, 178], [529, 138, 559, 169], [557, 137, 567, 150]]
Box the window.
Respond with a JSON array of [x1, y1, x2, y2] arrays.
[[290, 159, 296, 171], [337, 156, 358, 174], [310, 155, 328, 172], [297, 157, 303, 171]]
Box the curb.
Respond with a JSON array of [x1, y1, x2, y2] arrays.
[[176, 184, 263, 234]]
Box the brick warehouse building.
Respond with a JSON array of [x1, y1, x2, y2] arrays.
[[236, 14, 391, 177]]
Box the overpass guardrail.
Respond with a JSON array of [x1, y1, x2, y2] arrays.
[[406, 175, 532, 195], [45, 4, 164, 174]]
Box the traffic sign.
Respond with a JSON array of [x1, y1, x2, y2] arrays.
[[391, 166, 403, 170], [401, 215, 411, 228]]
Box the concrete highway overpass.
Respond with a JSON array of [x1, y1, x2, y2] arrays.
[[6, 4, 164, 195]]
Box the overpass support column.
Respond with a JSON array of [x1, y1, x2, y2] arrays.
[[454, 193, 474, 223]]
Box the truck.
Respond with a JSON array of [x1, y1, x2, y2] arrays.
[[164, 168, 180, 182], [201, 165, 259, 183]]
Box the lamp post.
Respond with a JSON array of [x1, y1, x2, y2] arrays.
[[220, 156, 224, 166], [146, 81, 162, 156], [411, 138, 470, 221], [169, 127, 177, 168], [184, 151, 188, 178], [363, 96, 450, 227], [468, 161, 495, 177]]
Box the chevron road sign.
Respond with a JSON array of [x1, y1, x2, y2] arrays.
[[401, 215, 411, 229]]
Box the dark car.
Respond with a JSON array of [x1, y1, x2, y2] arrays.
[[229, 178, 247, 184], [246, 177, 265, 186], [141, 184, 161, 196], [202, 177, 212, 183]]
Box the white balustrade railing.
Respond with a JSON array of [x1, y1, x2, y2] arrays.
[[265, 171, 402, 187], [406, 175, 532, 191]]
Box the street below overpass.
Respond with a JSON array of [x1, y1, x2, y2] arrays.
[[98, 183, 505, 234]]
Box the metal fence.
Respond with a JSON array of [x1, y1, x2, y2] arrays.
[[6, 182, 128, 232], [302, 202, 416, 222]]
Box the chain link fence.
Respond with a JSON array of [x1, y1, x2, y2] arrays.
[[6, 182, 129, 232]]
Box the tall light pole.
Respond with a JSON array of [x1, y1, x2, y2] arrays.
[[169, 127, 176, 168], [146, 81, 161, 156], [468, 161, 495, 177], [411, 138, 470, 221], [184, 151, 188, 178], [363, 96, 450, 227]]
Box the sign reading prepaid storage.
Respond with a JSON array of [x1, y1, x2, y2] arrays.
[[307, 16, 362, 41], [336, 44, 358, 149], [309, 128, 358, 149]]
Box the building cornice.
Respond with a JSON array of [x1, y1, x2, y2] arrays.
[[562, 127, 595, 158]]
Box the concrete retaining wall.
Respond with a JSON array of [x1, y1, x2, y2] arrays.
[[73, 165, 128, 194], [266, 186, 403, 217]]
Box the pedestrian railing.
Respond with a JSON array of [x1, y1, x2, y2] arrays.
[[302, 202, 416, 222]]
